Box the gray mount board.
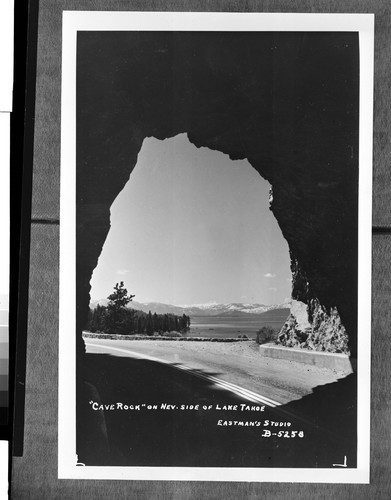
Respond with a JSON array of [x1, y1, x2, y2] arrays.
[[11, 1, 389, 498]]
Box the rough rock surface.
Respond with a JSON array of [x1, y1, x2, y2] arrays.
[[76, 32, 359, 360], [278, 299, 349, 354]]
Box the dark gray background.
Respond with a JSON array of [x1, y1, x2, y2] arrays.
[[11, 1, 391, 498]]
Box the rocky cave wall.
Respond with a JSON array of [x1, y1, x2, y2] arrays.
[[76, 32, 359, 358]]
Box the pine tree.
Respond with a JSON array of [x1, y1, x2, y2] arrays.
[[106, 282, 135, 333], [107, 282, 135, 312], [153, 313, 158, 332], [146, 311, 153, 336]]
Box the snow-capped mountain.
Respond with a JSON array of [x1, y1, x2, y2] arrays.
[[89, 299, 291, 317]]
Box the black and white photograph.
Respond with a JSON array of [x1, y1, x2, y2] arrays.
[[58, 12, 373, 482]]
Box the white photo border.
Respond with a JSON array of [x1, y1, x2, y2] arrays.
[[59, 11, 374, 483]]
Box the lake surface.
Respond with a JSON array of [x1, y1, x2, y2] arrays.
[[186, 314, 289, 339]]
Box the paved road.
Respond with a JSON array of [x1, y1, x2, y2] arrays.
[[85, 339, 282, 407], [85, 337, 346, 405], [79, 337, 356, 468]]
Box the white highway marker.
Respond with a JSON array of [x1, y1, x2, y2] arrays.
[[85, 341, 282, 408]]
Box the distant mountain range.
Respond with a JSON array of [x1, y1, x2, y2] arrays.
[[89, 299, 291, 317]]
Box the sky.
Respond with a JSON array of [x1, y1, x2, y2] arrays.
[[90, 133, 292, 305]]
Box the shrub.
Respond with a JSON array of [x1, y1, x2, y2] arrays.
[[256, 326, 278, 345], [160, 331, 183, 338]]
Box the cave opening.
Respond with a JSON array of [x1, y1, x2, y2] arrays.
[[88, 133, 292, 339]]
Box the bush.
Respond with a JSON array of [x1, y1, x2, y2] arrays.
[[256, 326, 278, 345], [160, 331, 183, 338]]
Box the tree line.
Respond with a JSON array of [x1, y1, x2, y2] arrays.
[[86, 305, 191, 335], [86, 282, 190, 335]]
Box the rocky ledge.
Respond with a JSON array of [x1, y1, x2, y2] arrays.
[[278, 299, 349, 354]]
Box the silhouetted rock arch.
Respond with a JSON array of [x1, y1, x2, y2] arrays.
[[76, 31, 359, 360]]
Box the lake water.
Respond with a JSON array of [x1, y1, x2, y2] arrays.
[[186, 314, 289, 339]]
